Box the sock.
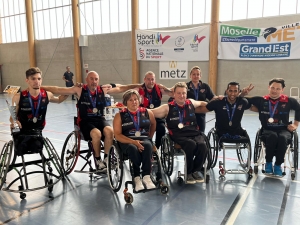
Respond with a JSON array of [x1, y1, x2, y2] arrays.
[[95, 156, 101, 161], [104, 154, 108, 158]]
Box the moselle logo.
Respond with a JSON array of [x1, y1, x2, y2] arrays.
[[265, 22, 300, 43], [239, 42, 291, 58], [175, 36, 185, 47], [139, 48, 145, 59], [169, 61, 177, 68], [193, 34, 206, 43], [156, 33, 171, 44], [220, 25, 260, 43]]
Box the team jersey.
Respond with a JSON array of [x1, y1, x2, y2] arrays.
[[186, 81, 215, 101], [138, 83, 162, 109]]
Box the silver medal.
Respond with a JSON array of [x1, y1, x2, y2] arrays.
[[268, 118, 274, 123], [229, 121, 232, 126], [93, 108, 98, 113], [149, 104, 154, 109], [135, 131, 141, 137], [33, 117, 37, 123], [178, 123, 184, 129]]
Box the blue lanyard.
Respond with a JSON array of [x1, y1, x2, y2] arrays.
[[225, 99, 237, 124], [146, 90, 153, 105], [28, 92, 42, 120], [87, 88, 97, 108], [191, 82, 200, 100], [268, 100, 279, 119], [128, 110, 140, 131], [176, 104, 185, 123]]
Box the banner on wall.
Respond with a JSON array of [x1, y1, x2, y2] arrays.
[[136, 26, 209, 61], [159, 61, 188, 80], [218, 22, 300, 60]]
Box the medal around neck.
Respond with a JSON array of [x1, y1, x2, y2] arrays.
[[178, 123, 184, 129], [149, 104, 154, 109], [268, 118, 274, 123], [135, 131, 141, 137], [6, 100, 20, 133], [93, 108, 98, 113], [33, 117, 38, 123], [229, 121, 232, 126]]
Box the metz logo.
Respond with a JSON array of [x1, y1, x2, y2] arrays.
[[139, 48, 145, 59], [156, 33, 170, 44], [193, 34, 206, 43]]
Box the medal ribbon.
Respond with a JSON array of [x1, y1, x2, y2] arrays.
[[225, 98, 237, 125], [176, 103, 185, 124], [191, 82, 200, 100], [28, 92, 42, 121], [128, 110, 140, 132], [87, 88, 98, 109], [268, 100, 279, 119], [146, 90, 153, 107]]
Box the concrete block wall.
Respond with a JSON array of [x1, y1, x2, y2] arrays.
[[0, 14, 299, 99]]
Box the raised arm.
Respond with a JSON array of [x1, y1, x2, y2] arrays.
[[150, 104, 169, 119], [47, 91, 69, 103], [42, 85, 81, 97], [106, 83, 142, 94]]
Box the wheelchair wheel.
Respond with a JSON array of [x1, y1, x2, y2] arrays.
[[203, 134, 212, 170], [236, 132, 251, 169], [207, 128, 218, 168], [44, 137, 64, 178], [61, 131, 79, 175], [0, 141, 13, 190], [253, 129, 262, 174], [293, 132, 298, 170], [108, 144, 123, 192], [160, 135, 173, 176], [151, 152, 162, 183]]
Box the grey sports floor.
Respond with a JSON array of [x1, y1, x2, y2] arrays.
[[0, 94, 299, 225]]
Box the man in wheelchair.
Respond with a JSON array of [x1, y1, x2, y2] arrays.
[[113, 89, 157, 192], [151, 82, 208, 184], [10, 67, 68, 151], [246, 78, 300, 177]]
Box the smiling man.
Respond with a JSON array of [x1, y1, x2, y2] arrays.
[[246, 78, 300, 177]]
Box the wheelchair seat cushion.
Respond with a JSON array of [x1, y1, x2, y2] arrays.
[[219, 134, 250, 144], [14, 131, 44, 156]]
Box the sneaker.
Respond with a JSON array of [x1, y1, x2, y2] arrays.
[[274, 165, 283, 177], [265, 162, 273, 174], [134, 176, 145, 192], [186, 174, 196, 184], [192, 171, 204, 183], [142, 175, 156, 189], [103, 157, 108, 166], [96, 159, 107, 172]]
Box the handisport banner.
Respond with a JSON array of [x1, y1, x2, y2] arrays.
[[135, 26, 209, 61], [218, 22, 300, 60]]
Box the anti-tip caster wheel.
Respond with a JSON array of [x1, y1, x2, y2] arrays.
[[20, 192, 26, 200], [177, 177, 184, 185], [160, 185, 169, 195], [124, 192, 133, 204]]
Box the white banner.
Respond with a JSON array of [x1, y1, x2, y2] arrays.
[[218, 22, 300, 60], [159, 61, 188, 80], [136, 26, 209, 61]]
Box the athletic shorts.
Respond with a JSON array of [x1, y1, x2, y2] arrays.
[[79, 118, 111, 141]]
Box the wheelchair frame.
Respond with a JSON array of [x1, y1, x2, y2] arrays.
[[207, 128, 253, 179], [253, 128, 299, 180], [0, 134, 64, 199], [107, 139, 169, 204], [160, 133, 211, 184]]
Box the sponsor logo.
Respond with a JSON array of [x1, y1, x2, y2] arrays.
[[190, 34, 206, 52], [238, 104, 243, 110], [239, 43, 291, 58], [174, 48, 184, 52], [220, 25, 260, 43], [139, 48, 145, 59], [265, 22, 300, 43], [170, 117, 179, 121], [175, 36, 185, 47], [122, 122, 134, 126], [136, 33, 170, 46], [144, 49, 164, 59]]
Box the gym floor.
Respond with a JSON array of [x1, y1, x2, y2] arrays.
[[0, 94, 299, 225]]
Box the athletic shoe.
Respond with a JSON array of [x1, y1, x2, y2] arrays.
[[186, 174, 196, 184], [274, 165, 283, 177], [134, 176, 145, 192], [96, 159, 107, 172], [142, 175, 156, 189], [192, 171, 204, 183], [265, 162, 273, 174], [103, 157, 108, 166]]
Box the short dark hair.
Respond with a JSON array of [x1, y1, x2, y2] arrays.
[[269, 78, 285, 88], [25, 67, 42, 78], [227, 81, 240, 90]]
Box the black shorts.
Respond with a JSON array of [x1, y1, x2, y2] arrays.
[[79, 118, 111, 141]]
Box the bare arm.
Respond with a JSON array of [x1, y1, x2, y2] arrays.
[[106, 83, 142, 94], [113, 113, 144, 151], [150, 104, 169, 119], [47, 91, 69, 103], [157, 84, 174, 97], [190, 99, 207, 108], [240, 83, 254, 97], [42, 85, 81, 97], [148, 110, 156, 139], [195, 106, 210, 113]]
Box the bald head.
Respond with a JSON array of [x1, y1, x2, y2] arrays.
[[86, 71, 99, 91]]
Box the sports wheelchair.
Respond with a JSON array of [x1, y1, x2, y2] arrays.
[[160, 133, 211, 184], [0, 131, 64, 199], [207, 127, 253, 179], [107, 137, 169, 204], [61, 117, 106, 180], [253, 127, 298, 180]]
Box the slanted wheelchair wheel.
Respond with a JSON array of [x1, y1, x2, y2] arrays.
[[124, 192, 133, 204], [207, 128, 218, 168], [160, 136, 173, 176], [61, 131, 79, 175], [253, 129, 262, 168], [293, 132, 299, 171], [236, 132, 251, 169], [151, 152, 162, 183], [203, 134, 212, 170], [108, 144, 123, 192], [0, 141, 13, 190]]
